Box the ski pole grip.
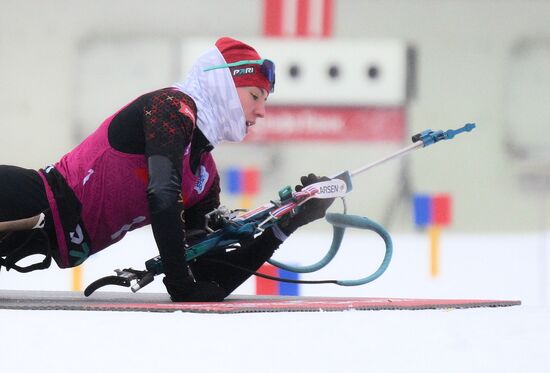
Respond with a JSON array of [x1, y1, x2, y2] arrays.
[[331, 170, 353, 192]]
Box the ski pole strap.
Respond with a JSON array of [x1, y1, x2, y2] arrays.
[[268, 216, 343, 273], [327, 213, 393, 286], [267, 213, 393, 286]]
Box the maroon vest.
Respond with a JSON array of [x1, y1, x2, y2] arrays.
[[41, 112, 217, 268]]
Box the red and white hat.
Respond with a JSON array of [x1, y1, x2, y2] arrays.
[[215, 37, 272, 93]]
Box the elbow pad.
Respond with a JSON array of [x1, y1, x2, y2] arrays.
[[146, 155, 182, 214]]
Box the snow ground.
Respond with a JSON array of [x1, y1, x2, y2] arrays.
[[1, 305, 549, 373], [1, 229, 549, 372]]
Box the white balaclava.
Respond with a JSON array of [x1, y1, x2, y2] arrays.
[[173, 47, 246, 147]]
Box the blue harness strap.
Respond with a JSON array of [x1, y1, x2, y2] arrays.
[[268, 212, 393, 286]]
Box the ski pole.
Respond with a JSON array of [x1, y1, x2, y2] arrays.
[[347, 123, 476, 178]]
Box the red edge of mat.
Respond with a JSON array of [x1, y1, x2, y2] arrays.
[[0, 293, 522, 313], [80, 298, 522, 313]]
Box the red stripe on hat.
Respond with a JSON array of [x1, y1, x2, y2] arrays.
[[296, 0, 310, 37], [264, 0, 284, 36], [322, 0, 333, 37]]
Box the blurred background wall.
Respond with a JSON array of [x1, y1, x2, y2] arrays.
[[2, 0, 550, 306], [1, 0, 550, 234]]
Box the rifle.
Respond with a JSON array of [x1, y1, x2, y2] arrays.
[[84, 123, 476, 296]]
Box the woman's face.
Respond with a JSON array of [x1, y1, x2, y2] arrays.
[[236, 86, 269, 133]]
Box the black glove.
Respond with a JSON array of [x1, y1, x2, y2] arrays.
[[163, 276, 227, 302], [279, 173, 335, 235]]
